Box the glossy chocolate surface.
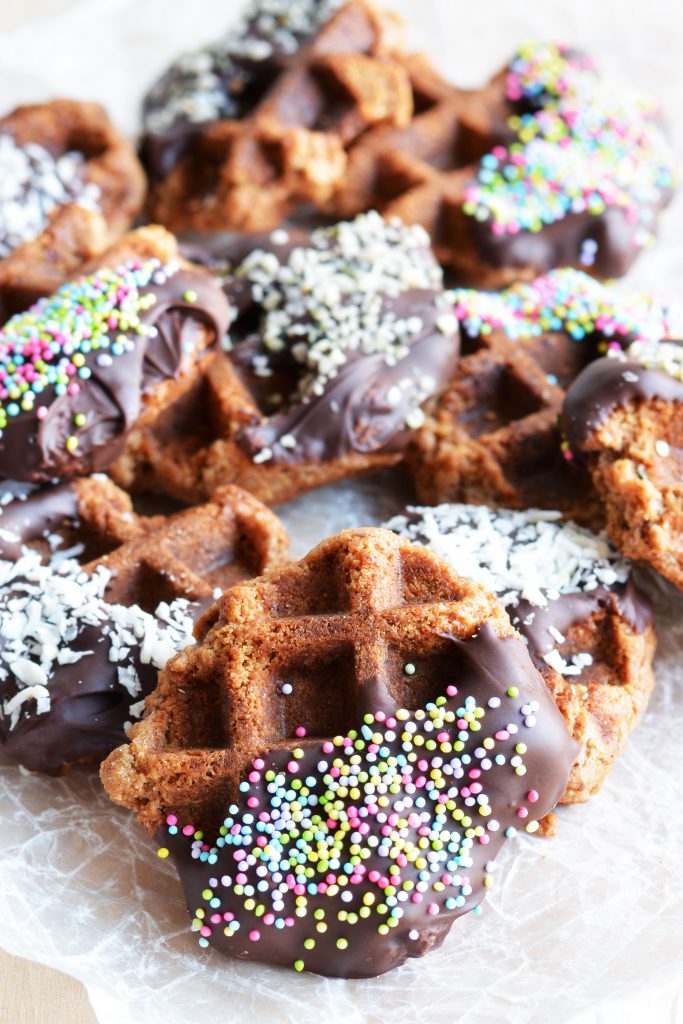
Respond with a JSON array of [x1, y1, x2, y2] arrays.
[[563, 355, 683, 456], [0, 267, 231, 484], [162, 625, 578, 978]]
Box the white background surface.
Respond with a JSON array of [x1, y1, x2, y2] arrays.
[[1, 2, 683, 1023]]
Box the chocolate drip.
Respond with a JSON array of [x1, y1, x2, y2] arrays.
[[562, 355, 683, 457], [163, 626, 577, 978], [0, 267, 231, 484]]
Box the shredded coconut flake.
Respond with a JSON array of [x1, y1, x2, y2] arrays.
[[0, 134, 100, 259], [0, 547, 196, 731], [385, 503, 632, 678]]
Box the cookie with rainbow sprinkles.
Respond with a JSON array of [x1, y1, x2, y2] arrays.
[[101, 527, 577, 977], [408, 268, 683, 527], [0, 226, 231, 485], [334, 39, 677, 285]]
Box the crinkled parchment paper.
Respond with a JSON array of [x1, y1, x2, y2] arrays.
[[1, 1, 683, 1022]]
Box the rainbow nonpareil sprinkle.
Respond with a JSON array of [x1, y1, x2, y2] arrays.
[[160, 685, 542, 972], [462, 42, 675, 248], [0, 258, 178, 437], [452, 268, 683, 345]]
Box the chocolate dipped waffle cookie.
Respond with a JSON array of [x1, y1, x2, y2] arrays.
[[0, 99, 146, 320], [0, 225, 232, 484], [0, 475, 288, 774], [564, 339, 683, 589], [142, 1, 676, 288], [110, 213, 460, 505], [102, 527, 577, 977], [332, 41, 676, 285], [385, 504, 656, 805], [408, 268, 683, 527], [141, 0, 410, 233]]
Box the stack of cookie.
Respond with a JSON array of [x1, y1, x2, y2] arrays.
[[0, 0, 679, 981]]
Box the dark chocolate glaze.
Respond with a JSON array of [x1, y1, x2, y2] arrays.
[[468, 205, 656, 281], [0, 482, 196, 774], [232, 288, 460, 464], [0, 480, 78, 561], [0, 622, 159, 776], [219, 233, 460, 465], [513, 580, 653, 670], [562, 354, 683, 457], [163, 626, 578, 978], [0, 267, 231, 484], [140, 3, 327, 182]]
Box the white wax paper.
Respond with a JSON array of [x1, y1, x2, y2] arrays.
[[1, 1, 683, 1022]]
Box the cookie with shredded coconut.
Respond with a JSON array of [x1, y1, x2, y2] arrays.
[[385, 503, 656, 805], [110, 213, 460, 506], [0, 476, 288, 774], [0, 99, 145, 321]]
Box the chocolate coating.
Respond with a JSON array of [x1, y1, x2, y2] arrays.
[[0, 267, 231, 484], [514, 582, 653, 669], [0, 482, 196, 774], [563, 355, 683, 457], [162, 625, 578, 978], [468, 206, 649, 281], [219, 225, 460, 465], [0, 622, 158, 776], [232, 289, 460, 463], [0, 480, 79, 561]]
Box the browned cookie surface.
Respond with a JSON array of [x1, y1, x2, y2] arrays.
[[385, 504, 656, 805], [0, 476, 288, 774], [142, 0, 410, 233], [564, 342, 683, 589], [0, 99, 146, 319], [102, 526, 577, 977]]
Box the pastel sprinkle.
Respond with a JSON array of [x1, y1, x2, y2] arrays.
[[0, 258, 175, 443], [162, 664, 564, 972], [463, 42, 675, 251], [452, 268, 683, 348]]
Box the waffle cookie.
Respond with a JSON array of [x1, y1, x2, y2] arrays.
[[333, 41, 676, 285], [385, 504, 656, 805], [110, 213, 460, 505], [102, 527, 577, 978], [141, 0, 410, 233], [0, 225, 232, 484], [0, 475, 288, 774], [564, 340, 683, 589], [408, 268, 683, 526], [0, 99, 146, 320]]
